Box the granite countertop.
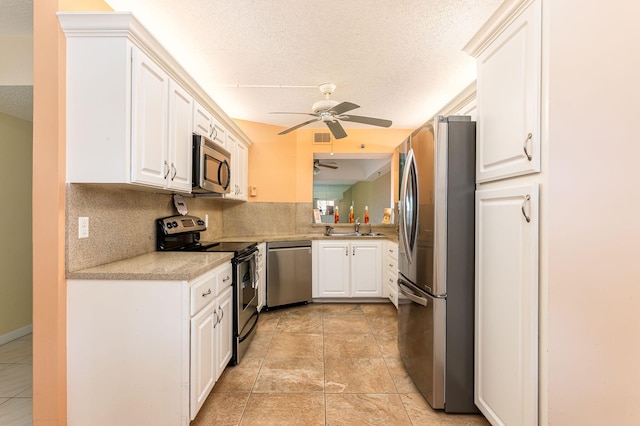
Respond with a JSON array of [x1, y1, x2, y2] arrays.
[[67, 232, 397, 282], [67, 251, 234, 281]]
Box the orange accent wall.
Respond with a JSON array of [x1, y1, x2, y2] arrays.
[[235, 119, 412, 203], [33, 1, 112, 424]]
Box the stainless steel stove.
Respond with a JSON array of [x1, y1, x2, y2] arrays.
[[156, 214, 259, 365]]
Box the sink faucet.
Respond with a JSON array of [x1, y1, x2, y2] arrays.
[[354, 217, 360, 234], [325, 225, 334, 236]]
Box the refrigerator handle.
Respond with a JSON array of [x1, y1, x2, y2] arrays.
[[398, 281, 428, 307], [399, 149, 417, 264]]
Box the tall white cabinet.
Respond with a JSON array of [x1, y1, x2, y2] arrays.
[[464, 0, 541, 425]]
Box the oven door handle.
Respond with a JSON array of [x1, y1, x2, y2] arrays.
[[235, 249, 258, 264], [238, 309, 259, 343]]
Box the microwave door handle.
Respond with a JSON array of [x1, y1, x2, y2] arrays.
[[220, 159, 231, 190]]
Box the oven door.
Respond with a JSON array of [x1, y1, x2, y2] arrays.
[[235, 249, 259, 339]]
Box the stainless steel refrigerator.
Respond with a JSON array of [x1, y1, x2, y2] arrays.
[[397, 115, 477, 413]]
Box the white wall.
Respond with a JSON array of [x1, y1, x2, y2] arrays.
[[546, 1, 640, 424]]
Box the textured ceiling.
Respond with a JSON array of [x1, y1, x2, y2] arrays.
[[104, 0, 501, 131], [0, 1, 502, 129]]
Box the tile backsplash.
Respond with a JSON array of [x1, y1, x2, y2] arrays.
[[65, 184, 318, 272]]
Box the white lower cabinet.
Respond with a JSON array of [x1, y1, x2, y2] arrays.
[[475, 183, 539, 426], [313, 240, 382, 298], [67, 260, 233, 426], [189, 264, 233, 419]]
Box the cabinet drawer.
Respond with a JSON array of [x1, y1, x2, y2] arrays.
[[217, 263, 233, 293], [190, 270, 217, 316], [384, 268, 398, 291], [385, 243, 398, 261]]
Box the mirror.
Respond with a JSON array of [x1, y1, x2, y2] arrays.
[[312, 153, 393, 224]]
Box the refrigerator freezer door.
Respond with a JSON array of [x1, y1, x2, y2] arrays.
[[398, 276, 445, 409]]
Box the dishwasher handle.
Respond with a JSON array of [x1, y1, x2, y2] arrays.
[[267, 246, 311, 253]]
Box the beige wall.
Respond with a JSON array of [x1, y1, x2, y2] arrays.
[[0, 113, 32, 337], [545, 1, 640, 424]]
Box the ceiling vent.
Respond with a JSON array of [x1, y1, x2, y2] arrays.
[[314, 132, 331, 143]]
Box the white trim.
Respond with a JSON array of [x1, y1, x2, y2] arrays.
[[0, 324, 33, 346], [436, 81, 477, 118], [463, 0, 536, 57]]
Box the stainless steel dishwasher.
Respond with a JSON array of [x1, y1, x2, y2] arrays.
[[266, 240, 312, 309]]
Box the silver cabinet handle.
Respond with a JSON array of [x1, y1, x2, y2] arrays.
[[222, 275, 231, 283], [212, 127, 218, 140], [218, 306, 224, 324], [163, 161, 170, 179], [170, 163, 177, 180], [209, 124, 214, 138], [202, 288, 212, 297], [521, 194, 531, 223], [523, 132, 533, 161], [352, 247, 355, 256], [213, 309, 218, 328]]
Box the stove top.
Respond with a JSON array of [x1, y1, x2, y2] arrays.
[[200, 241, 257, 254]]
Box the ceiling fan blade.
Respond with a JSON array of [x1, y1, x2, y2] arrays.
[[277, 117, 321, 135], [318, 163, 338, 169], [338, 114, 392, 128], [270, 111, 319, 117], [329, 101, 360, 115], [325, 120, 348, 139]]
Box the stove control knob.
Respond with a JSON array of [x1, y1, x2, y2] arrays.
[[172, 221, 178, 227], [166, 222, 173, 229], [197, 220, 205, 226]]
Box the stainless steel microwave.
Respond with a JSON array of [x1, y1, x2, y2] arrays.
[[192, 134, 231, 195]]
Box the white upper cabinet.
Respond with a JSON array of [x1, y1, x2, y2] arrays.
[[130, 48, 170, 188], [225, 133, 249, 201], [193, 100, 214, 138], [466, 0, 541, 183], [167, 80, 194, 191], [59, 12, 252, 193], [131, 49, 193, 191]]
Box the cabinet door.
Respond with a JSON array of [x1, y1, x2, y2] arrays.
[[167, 80, 193, 191], [131, 48, 169, 188], [225, 134, 248, 200], [351, 242, 382, 297], [234, 139, 248, 200], [475, 184, 539, 426], [215, 286, 233, 380], [317, 242, 350, 297], [190, 301, 216, 419], [193, 100, 214, 138], [476, 0, 541, 182]]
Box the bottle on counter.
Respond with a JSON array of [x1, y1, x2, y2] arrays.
[[349, 205, 354, 223], [364, 205, 369, 224], [334, 206, 340, 223]]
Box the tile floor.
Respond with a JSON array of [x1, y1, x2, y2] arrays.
[[0, 303, 489, 425], [0, 334, 32, 426], [192, 302, 490, 426]]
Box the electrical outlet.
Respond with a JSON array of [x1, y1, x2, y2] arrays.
[[78, 217, 89, 238]]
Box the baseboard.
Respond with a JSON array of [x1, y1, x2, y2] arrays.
[[0, 324, 33, 346]]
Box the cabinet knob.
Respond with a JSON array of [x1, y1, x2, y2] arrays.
[[523, 132, 533, 161]]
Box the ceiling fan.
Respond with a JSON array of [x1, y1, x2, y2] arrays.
[[271, 83, 392, 139]]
